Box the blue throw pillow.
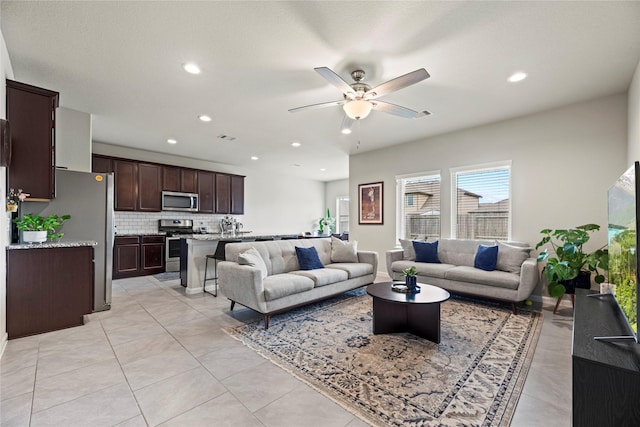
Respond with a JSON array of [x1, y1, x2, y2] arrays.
[[413, 240, 440, 263], [295, 246, 324, 270], [474, 244, 499, 271]]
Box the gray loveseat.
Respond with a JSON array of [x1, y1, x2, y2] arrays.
[[219, 238, 378, 328], [386, 238, 538, 312]]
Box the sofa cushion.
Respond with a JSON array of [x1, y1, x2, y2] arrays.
[[330, 236, 358, 263], [237, 247, 268, 279], [291, 268, 349, 287], [474, 244, 498, 271], [295, 246, 324, 270], [391, 260, 455, 279], [263, 274, 315, 301], [496, 241, 531, 274], [399, 239, 416, 261], [413, 241, 440, 263], [326, 262, 374, 279], [444, 266, 520, 290]]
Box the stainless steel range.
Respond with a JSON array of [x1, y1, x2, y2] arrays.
[[158, 219, 193, 272]]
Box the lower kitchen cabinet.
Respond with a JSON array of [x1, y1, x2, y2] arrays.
[[114, 235, 165, 279], [7, 246, 94, 339]]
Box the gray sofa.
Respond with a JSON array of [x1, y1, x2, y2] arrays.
[[219, 238, 378, 328], [386, 238, 538, 312]]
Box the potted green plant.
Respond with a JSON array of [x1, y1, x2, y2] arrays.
[[14, 213, 71, 243], [402, 266, 418, 290], [535, 223, 608, 298]]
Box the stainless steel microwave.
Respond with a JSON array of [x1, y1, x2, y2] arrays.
[[161, 191, 199, 212]]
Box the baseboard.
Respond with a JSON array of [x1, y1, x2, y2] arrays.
[[0, 332, 8, 360]]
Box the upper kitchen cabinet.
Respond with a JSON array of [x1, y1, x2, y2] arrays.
[[137, 163, 162, 211], [6, 80, 59, 200], [230, 175, 245, 214], [113, 159, 137, 211], [162, 166, 198, 193], [215, 173, 245, 214], [92, 154, 114, 174], [55, 107, 92, 173], [198, 171, 215, 213]]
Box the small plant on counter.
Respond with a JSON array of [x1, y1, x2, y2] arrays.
[[14, 214, 71, 240]]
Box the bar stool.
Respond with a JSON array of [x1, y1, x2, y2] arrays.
[[204, 239, 241, 296]]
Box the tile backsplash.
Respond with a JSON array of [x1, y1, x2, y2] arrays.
[[115, 211, 240, 235]]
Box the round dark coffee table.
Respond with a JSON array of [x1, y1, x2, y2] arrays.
[[366, 281, 450, 343]]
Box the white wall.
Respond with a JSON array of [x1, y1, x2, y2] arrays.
[[349, 94, 628, 293], [93, 142, 326, 235], [629, 58, 640, 164], [0, 26, 15, 358]]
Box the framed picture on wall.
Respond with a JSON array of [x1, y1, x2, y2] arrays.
[[358, 182, 383, 225]]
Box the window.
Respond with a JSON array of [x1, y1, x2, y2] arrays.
[[451, 162, 511, 240], [396, 172, 441, 241], [335, 196, 349, 233]]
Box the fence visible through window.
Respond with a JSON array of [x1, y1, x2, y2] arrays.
[[453, 165, 510, 240], [399, 174, 441, 240]]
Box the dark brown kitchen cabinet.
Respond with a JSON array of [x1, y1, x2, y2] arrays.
[[198, 171, 215, 213], [141, 236, 165, 273], [6, 80, 59, 200], [163, 166, 198, 193], [7, 246, 94, 339], [92, 155, 113, 174], [230, 175, 245, 214], [137, 163, 162, 211], [215, 173, 231, 214], [114, 160, 137, 211], [113, 235, 165, 279], [215, 173, 245, 214]]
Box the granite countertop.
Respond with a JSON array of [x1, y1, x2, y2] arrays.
[[7, 240, 98, 250]]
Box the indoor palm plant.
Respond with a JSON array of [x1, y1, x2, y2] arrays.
[[14, 213, 71, 242], [535, 223, 608, 298]]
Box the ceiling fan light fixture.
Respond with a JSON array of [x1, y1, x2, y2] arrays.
[[343, 100, 372, 120]]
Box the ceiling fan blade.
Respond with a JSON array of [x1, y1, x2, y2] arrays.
[[372, 100, 431, 118], [314, 67, 356, 96], [288, 99, 346, 113], [365, 68, 430, 100]]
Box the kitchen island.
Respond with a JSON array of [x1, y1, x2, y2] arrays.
[[180, 233, 303, 294]]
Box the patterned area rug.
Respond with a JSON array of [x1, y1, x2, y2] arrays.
[[226, 289, 543, 426]]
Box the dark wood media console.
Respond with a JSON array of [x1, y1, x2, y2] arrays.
[[573, 289, 640, 426]]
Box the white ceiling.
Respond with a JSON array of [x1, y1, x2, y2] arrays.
[[2, 1, 640, 182]]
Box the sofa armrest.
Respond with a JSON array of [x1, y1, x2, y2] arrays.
[[516, 258, 539, 301], [386, 249, 404, 277], [218, 261, 267, 313], [357, 250, 379, 281]]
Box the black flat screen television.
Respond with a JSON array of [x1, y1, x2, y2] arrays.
[[605, 161, 639, 343]]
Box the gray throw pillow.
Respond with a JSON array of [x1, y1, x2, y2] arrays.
[[496, 241, 531, 274], [399, 239, 416, 261], [331, 236, 358, 263], [238, 247, 268, 278]]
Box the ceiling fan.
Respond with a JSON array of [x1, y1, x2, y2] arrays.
[[289, 67, 431, 121]]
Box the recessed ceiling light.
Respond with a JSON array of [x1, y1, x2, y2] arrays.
[[198, 115, 212, 122], [341, 128, 352, 135], [251, 156, 259, 161], [508, 71, 527, 83], [167, 139, 177, 145], [291, 142, 301, 147], [182, 63, 201, 74], [320, 168, 326, 172]]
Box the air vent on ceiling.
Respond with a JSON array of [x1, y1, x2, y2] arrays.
[[217, 134, 236, 141]]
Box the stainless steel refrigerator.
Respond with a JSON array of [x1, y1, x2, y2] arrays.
[[22, 169, 114, 312]]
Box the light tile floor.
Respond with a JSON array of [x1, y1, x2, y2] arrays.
[[0, 274, 572, 426]]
